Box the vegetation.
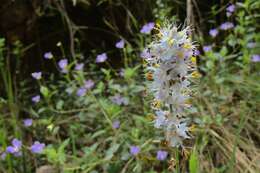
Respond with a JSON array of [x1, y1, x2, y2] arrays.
[[0, 0, 259, 172]]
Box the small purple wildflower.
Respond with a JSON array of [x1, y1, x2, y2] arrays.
[[194, 50, 200, 56], [156, 150, 168, 161], [209, 28, 218, 38], [130, 146, 140, 156], [112, 120, 120, 129], [31, 72, 42, 80], [115, 39, 125, 49], [77, 87, 86, 97], [6, 139, 22, 155], [96, 53, 107, 63], [203, 45, 212, 52], [30, 141, 45, 154], [226, 4, 235, 13], [58, 59, 68, 73], [75, 63, 84, 71], [44, 52, 53, 59], [251, 54, 260, 62], [220, 22, 234, 30], [110, 94, 129, 106], [23, 119, 33, 127], [247, 42, 256, 48], [140, 22, 155, 34], [84, 80, 95, 90], [32, 95, 40, 103]]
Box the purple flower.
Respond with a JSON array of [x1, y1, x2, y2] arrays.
[[31, 72, 42, 80], [6, 139, 22, 155], [30, 141, 45, 154], [209, 28, 218, 38], [156, 150, 168, 161], [115, 39, 125, 49], [220, 22, 234, 30], [119, 69, 125, 77], [251, 54, 260, 62], [96, 53, 107, 63], [77, 87, 86, 97], [112, 120, 120, 129], [84, 80, 95, 90], [140, 22, 155, 34], [203, 45, 212, 52], [75, 63, 84, 71], [247, 42, 256, 48], [32, 95, 40, 103], [23, 118, 33, 127], [130, 146, 140, 156], [226, 4, 235, 13], [58, 59, 68, 73], [110, 94, 129, 106], [194, 50, 200, 56], [44, 52, 53, 59]]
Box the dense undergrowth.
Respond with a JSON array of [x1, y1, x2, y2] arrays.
[[0, 0, 259, 173]]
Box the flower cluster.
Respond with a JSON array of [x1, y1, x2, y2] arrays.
[[1, 138, 45, 160], [143, 23, 198, 147]]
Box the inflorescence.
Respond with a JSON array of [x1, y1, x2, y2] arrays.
[[142, 23, 199, 147]]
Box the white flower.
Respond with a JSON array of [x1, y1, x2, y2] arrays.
[[144, 23, 198, 147]]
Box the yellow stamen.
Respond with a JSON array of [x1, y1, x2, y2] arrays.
[[191, 56, 196, 63], [151, 100, 162, 108], [183, 43, 191, 49], [191, 71, 201, 78], [168, 39, 174, 46]]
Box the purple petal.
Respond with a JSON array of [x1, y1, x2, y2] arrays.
[[75, 63, 84, 71], [251, 54, 260, 62], [44, 52, 53, 59], [23, 118, 33, 127], [31, 72, 42, 80], [115, 39, 125, 49], [156, 150, 168, 161], [84, 80, 94, 90], [140, 22, 155, 34], [209, 28, 218, 38], [130, 146, 140, 156], [32, 95, 41, 103], [96, 53, 108, 63], [30, 141, 45, 154]]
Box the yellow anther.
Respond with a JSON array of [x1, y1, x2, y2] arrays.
[[155, 23, 161, 29], [183, 43, 192, 49], [168, 39, 174, 46], [191, 71, 201, 78], [151, 100, 162, 108], [191, 56, 196, 63]]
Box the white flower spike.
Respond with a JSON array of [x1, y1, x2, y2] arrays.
[[143, 22, 199, 147]]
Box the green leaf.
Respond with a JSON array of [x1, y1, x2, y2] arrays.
[[40, 86, 49, 98], [58, 139, 70, 164], [189, 150, 199, 173]]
